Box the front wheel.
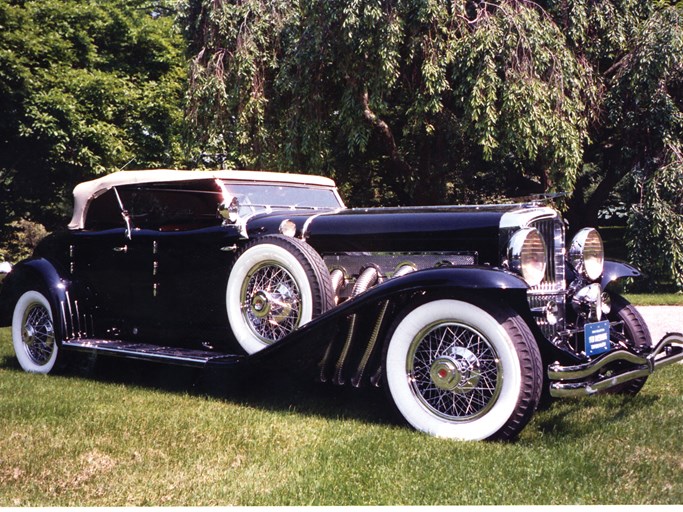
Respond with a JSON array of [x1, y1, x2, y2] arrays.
[[607, 294, 652, 395], [384, 299, 542, 441], [12, 290, 60, 374]]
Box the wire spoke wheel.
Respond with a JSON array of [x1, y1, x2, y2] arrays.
[[227, 235, 334, 354], [12, 290, 60, 373], [385, 299, 542, 441], [21, 302, 56, 365], [241, 261, 302, 343], [408, 322, 502, 422]]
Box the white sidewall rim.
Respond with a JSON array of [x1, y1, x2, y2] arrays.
[[386, 299, 522, 441], [227, 243, 314, 354], [12, 290, 59, 374]]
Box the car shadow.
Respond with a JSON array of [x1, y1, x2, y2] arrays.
[[0, 351, 400, 430], [530, 393, 659, 441], [1, 351, 660, 441]]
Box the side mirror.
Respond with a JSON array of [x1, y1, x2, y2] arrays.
[[218, 197, 240, 225], [0, 261, 12, 283]]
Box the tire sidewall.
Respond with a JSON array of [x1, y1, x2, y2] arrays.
[[12, 290, 59, 374], [385, 299, 523, 440], [611, 294, 652, 348], [227, 241, 314, 354], [605, 293, 651, 395]]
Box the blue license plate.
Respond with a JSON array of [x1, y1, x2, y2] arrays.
[[585, 320, 611, 357]]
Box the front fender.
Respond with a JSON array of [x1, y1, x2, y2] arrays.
[[323, 266, 531, 319], [245, 266, 532, 383], [601, 260, 641, 288]]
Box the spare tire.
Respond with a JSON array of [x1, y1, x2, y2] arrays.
[[226, 235, 334, 354]]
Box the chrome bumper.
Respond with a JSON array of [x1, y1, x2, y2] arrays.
[[548, 333, 683, 397]]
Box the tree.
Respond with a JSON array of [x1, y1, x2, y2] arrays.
[[0, 0, 188, 239], [544, 1, 683, 288], [185, 0, 683, 289], [183, 0, 592, 206]]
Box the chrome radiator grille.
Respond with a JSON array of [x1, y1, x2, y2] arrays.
[[528, 217, 566, 340]]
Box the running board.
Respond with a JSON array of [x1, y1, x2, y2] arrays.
[[62, 339, 243, 368]]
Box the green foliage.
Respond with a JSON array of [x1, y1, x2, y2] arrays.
[[0, 219, 48, 263], [0, 0, 188, 232], [184, 0, 596, 205], [627, 148, 683, 290], [184, 1, 683, 285], [451, 1, 593, 194]]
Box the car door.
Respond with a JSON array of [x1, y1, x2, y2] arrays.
[[153, 227, 239, 335], [70, 187, 152, 332], [120, 182, 242, 343]]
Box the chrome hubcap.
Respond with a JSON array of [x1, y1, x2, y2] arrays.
[[429, 347, 481, 393], [408, 322, 502, 422], [250, 291, 272, 318], [21, 303, 55, 365]]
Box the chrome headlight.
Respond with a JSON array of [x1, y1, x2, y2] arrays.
[[569, 228, 604, 281], [507, 228, 547, 287]]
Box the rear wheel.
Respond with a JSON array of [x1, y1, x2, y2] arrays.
[[226, 235, 334, 354], [12, 290, 60, 374], [384, 299, 542, 441]]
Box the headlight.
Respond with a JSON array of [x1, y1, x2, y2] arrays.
[[569, 228, 604, 281], [507, 228, 547, 287]]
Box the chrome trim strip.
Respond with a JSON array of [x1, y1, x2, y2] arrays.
[[64, 290, 75, 339], [301, 208, 343, 239]]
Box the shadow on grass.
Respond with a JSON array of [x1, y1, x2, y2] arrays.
[[0, 350, 662, 443], [0, 351, 399, 430], [532, 392, 659, 441]]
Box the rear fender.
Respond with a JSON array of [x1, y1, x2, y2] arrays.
[[0, 259, 69, 341]]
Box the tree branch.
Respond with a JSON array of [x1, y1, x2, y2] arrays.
[[360, 89, 402, 164]]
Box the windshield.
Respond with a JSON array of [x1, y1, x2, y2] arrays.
[[221, 182, 343, 213]]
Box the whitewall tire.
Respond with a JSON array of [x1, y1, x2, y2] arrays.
[[12, 290, 60, 374], [385, 299, 542, 441]]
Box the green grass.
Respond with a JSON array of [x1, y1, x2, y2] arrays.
[[1, 326, 682, 506], [624, 293, 683, 306]]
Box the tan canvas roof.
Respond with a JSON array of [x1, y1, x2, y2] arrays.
[[68, 169, 337, 230]]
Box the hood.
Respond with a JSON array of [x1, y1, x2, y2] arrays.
[[245, 204, 553, 266]]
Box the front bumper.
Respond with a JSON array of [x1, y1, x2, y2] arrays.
[[548, 332, 683, 397]]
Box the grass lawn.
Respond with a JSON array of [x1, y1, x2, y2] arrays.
[[1, 326, 682, 506], [624, 293, 683, 306]]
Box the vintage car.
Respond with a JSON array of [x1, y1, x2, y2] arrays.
[[1, 169, 681, 441]]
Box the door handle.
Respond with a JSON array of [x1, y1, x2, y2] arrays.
[[113, 245, 128, 253]]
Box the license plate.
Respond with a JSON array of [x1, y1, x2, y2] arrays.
[[585, 320, 611, 357]]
